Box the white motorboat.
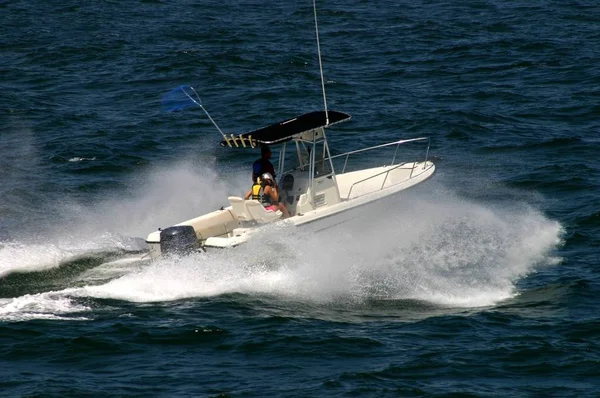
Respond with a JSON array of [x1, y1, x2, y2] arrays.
[[146, 106, 435, 258], [145, 2, 436, 258]]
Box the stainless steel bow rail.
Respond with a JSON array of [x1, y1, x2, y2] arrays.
[[330, 137, 432, 200], [331, 137, 431, 173]]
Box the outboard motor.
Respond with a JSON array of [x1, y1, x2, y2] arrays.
[[159, 226, 199, 255]]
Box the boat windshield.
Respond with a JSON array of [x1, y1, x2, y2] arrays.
[[280, 138, 333, 178], [313, 142, 333, 177]]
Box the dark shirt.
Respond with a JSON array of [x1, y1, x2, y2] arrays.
[[252, 158, 275, 182]]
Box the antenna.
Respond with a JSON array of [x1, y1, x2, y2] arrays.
[[313, 0, 329, 126]]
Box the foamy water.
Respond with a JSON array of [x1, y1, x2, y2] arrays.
[[0, 164, 563, 320], [0, 292, 91, 321]]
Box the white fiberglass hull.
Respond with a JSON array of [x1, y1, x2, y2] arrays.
[[145, 161, 435, 257], [292, 161, 435, 229]]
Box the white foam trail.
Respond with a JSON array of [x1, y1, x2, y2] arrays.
[[0, 161, 244, 277], [0, 292, 90, 321], [0, 233, 145, 278], [65, 190, 562, 308], [68, 156, 96, 162], [314, 193, 564, 307], [72, 227, 295, 302], [0, 174, 564, 320], [57, 160, 249, 239], [76, 256, 150, 284], [0, 242, 68, 277]]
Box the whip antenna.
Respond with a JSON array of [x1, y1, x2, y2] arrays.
[[313, 0, 329, 126]]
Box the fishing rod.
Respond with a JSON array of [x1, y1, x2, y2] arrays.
[[161, 85, 230, 143]]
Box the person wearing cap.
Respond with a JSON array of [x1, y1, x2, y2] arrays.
[[244, 172, 290, 218], [252, 145, 276, 184]]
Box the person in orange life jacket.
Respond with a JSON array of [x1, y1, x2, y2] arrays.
[[252, 145, 276, 184], [244, 172, 291, 218]]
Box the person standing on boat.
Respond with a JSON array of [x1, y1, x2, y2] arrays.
[[244, 173, 290, 218], [252, 145, 276, 184]]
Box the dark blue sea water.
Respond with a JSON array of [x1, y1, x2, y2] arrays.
[[2, 0, 599, 396]]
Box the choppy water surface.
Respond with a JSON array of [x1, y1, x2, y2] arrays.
[[1, 0, 599, 396]]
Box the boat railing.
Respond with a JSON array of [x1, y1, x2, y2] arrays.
[[330, 137, 430, 173], [280, 137, 432, 199], [344, 161, 405, 200], [332, 137, 431, 200]]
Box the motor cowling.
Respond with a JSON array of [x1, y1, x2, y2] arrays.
[[159, 226, 199, 255]]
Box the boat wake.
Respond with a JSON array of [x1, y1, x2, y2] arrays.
[[0, 161, 564, 321], [0, 233, 145, 279], [0, 161, 245, 279], [0, 186, 563, 321]]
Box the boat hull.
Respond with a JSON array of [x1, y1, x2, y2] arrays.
[[145, 160, 435, 257]]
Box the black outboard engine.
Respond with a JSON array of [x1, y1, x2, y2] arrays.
[[159, 226, 199, 255]]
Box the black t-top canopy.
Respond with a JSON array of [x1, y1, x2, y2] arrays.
[[220, 110, 351, 147]]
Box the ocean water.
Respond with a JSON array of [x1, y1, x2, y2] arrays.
[[1, 0, 599, 396]]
